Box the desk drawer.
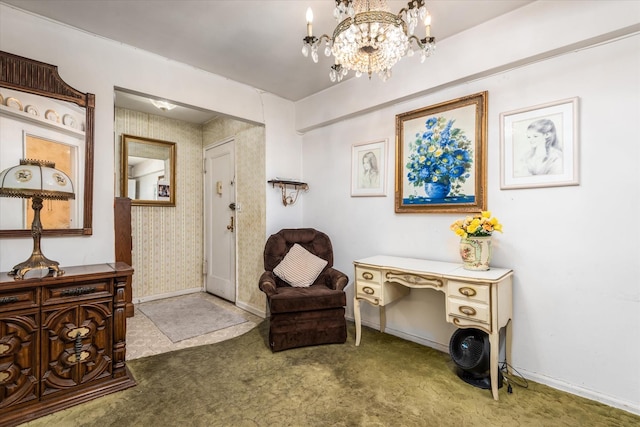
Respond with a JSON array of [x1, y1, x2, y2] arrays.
[[355, 266, 382, 285], [447, 281, 489, 304], [355, 282, 381, 305], [447, 299, 490, 324]]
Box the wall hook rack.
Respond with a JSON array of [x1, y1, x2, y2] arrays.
[[267, 179, 309, 206]]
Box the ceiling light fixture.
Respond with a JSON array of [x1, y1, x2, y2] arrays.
[[302, 0, 436, 82], [150, 99, 177, 111]]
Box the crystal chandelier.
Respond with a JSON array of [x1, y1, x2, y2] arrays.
[[302, 0, 436, 82]]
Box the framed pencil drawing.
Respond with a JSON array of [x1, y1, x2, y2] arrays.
[[395, 91, 487, 213], [500, 97, 579, 189], [351, 139, 387, 197]]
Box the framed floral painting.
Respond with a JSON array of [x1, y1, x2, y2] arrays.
[[500, 97, 579, 189], [351, 139, 387, 197], [395, 92, 487, 213]]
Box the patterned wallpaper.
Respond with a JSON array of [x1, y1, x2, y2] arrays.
[[115, 108, 204, 300], [116, 108, 266, 316]]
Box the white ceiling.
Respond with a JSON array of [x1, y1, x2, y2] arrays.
[[3, 0, 532, 120]]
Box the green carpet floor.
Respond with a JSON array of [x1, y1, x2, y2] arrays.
[[21, 322, 639, 427]]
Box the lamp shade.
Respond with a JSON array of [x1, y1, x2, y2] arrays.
[[0, 159, 75, 200]]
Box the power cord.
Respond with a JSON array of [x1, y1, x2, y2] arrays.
[[499, 361, 528, 394]]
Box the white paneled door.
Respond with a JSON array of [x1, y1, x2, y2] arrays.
[[204, 140, 236, 302]]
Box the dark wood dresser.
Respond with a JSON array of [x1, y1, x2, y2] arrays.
[[0, 263, 136, 426]]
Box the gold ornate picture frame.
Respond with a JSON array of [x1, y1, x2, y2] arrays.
[[395, 92, 487, 213]]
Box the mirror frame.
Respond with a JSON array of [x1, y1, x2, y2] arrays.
[[121, 134, 176, 207], [0, 50, 94, 237]]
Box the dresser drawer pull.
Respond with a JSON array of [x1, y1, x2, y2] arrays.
[[459, 306, 476, 316], [459, 287, 477, 297], [0, 296, 19, 305], [362, 286, 374, 295], [67, 326, 91, 340], [362, 272, 374, 280], [61, 286, 97, 297], [0, 343, 10, 355]]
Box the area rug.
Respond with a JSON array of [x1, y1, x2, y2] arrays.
[[137, 293, 247, 342]]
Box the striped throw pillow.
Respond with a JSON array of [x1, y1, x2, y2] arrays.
[[273, 243, 328, 287]]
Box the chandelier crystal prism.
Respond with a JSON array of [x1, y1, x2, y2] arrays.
[[302, 0, 436, 82]]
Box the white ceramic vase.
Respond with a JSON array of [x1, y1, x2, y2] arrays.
[[459, 235, 492, 270]]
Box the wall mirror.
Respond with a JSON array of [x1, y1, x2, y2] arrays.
[[0, 51, 94, 237], [121, 134, 176, 206]]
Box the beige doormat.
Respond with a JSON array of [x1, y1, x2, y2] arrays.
[[138, 293, 247, 342]]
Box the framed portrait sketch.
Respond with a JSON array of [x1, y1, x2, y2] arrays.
[[395, 91, 487, 213], [500, 97, 579, 189], [351, 139, 387, 197]]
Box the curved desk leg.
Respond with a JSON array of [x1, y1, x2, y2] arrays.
[[379, 305, 386, 333], [354, 297, 362, 346], [489, 330, 500, 400]]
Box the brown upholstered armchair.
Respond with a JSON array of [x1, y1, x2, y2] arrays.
[[259, 228, 348, 352]]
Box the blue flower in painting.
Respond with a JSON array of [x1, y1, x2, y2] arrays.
[[405, 117, 473, 197], [449, 165, 466, 178]]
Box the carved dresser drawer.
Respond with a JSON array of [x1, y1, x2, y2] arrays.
[[42, 280, 113, 306], [0, 287, 39, 311]]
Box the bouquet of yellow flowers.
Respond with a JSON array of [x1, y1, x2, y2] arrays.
[[450, 211, 503, 238]]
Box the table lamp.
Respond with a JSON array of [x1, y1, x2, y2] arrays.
[[0, 159, 75, 279]]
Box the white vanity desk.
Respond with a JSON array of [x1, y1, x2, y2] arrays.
[[353, 255, 513, 400]]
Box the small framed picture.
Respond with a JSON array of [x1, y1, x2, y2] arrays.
[[157, 180, 170, 200], [351, 139, 387, 197], [500, 97, 579, 189]]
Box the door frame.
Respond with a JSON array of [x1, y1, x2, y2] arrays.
[[203, 137, 237, 301]]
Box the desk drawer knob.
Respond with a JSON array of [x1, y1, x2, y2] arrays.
[[362, 272, 374, 280], [459, 287, 477, 297], [362, 286, 374, 295], [459, 306, 476, 316]]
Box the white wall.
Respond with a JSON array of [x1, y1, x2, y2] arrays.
[[299, 2, 640, 415], [262, 93, 304, 234], [0, 4, 296, 269]]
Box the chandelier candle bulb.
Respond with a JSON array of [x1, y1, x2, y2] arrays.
[[306, 7, 313, 37], [425, 13, 431, 37]]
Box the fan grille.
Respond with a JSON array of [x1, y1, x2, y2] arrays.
[[449, 328, 490, 371]]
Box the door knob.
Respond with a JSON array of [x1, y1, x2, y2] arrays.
[[226, 216, 234, 232]]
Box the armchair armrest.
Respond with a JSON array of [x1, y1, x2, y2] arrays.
[[321, 267, 349, 291], [259, 271, 278, 296]]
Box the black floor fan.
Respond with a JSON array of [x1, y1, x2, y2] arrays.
[[449, 328, 502, 390]]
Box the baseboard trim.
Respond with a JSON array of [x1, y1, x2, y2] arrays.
[[134, 288, 202, 304], [515, 368, 640, 416], [235, 300, 266, 318]]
